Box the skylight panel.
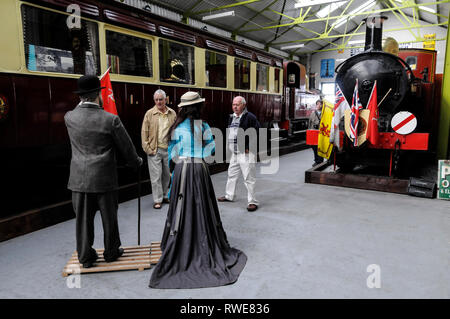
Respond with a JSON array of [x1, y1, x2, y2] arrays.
[[316, 1, 347, 18]]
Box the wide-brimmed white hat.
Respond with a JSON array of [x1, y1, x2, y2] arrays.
[[178, 91, 205, 108]]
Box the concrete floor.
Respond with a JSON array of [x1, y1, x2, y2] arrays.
[[0, 149, 449, 299]]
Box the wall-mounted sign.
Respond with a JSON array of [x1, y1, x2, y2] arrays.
[[399, 42, 413, 49], [288, 73, 296, 84], [320, 59, 335, 78], [423, 33, 436, 50], [438, 160, 450, 200], [350, 47, 364, 56]]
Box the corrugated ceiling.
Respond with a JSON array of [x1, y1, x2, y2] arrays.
[[120, 0, 450, 58]]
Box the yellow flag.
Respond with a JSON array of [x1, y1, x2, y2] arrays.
[[317, 99, 334, 159]]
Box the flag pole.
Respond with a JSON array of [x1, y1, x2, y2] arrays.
[[100, 66, 111, 80], [137, 164, 141, 246], [377, 88, 392, 107], [367, 80, 377, 108]]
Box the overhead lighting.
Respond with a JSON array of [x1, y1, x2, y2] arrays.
[[316, 1, 347, 18], [333, 0, 376, 28], [202, 10, 235, 21], [295, 0, 336, 8], [393, 0, 436, 14], [280, 43, 305, 50], [419, 6, 436, 13], [348, 39, 365, 44]]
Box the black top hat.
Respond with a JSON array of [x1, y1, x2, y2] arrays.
[[74, 75, 105, 95]]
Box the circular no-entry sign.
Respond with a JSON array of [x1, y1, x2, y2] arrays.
[[391, 111, 417, 135]]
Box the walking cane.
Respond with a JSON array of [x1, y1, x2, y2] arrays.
[[137, 164, 141, 246]]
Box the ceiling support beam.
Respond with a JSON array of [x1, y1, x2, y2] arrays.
[[270, 0, 287, 45], [231, 0, 278, 37], [324, 0, 356, 34], [310, 37, 446, 52], [191, 0, 263, 15], [294, 19, 364, 55], [264, 5, 331, 48], [239, 0, 450, 33], [181, 0, 204, 24], [387, 0, 421, 40], [272, 20, 448, 45], [266, 25, 296, 45]]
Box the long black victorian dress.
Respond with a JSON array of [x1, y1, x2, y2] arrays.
[[149, 119, 247, 289]]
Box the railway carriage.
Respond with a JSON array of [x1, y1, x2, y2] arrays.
[[1, 0, 311, 233]]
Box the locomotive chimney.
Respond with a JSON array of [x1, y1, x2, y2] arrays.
[[364, 16, 387, 51]]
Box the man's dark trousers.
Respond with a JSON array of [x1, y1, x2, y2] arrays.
[[312, 145, 324, 165], [72, 191, 121, 263]]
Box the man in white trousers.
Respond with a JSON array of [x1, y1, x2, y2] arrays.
[[217, 96, 260, 212]]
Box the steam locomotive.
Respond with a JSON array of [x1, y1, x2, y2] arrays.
[[309, 16, 441, 177]]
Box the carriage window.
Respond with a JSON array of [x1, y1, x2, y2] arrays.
[[106, 31, 152, 77], [205, 51, 226, 88], [159, 39, 194, 84], [22, 5, 100, 75], [234, 58, 250, 90], [274, 68, 280, 93], [256, 63, 269, 92]]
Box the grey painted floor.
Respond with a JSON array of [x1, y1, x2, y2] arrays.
[[0, 149, 449, 299]]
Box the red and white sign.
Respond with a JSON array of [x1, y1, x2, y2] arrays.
[[391, 111, 417, 135]]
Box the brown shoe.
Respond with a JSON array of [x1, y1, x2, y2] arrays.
[[162, 198, 170, 204], [247, 204, 258, 212], [217, 196, 232, 202]]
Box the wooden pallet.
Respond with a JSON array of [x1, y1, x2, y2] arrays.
[[62, 241, 162, 277]]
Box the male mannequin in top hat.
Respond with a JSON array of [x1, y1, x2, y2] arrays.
[[64, 75, 143, 268]]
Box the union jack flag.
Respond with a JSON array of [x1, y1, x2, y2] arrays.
[[350, 79, 363, 146], [329, 83, 350, 147], [335, 84, 346, 111]]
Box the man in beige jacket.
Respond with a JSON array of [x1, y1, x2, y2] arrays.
[[141, 89, 176, 209]]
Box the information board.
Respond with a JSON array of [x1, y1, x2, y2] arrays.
[[438, 160, 450, 200]]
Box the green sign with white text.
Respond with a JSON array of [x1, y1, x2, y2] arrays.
[[438, 160, 450, 200]]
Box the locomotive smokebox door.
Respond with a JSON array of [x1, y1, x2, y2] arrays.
[[336, 15, 411, 117]]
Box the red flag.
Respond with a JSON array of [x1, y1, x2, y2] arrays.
[[100, 68, 118, 115], [366, 80, 379, 146]]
